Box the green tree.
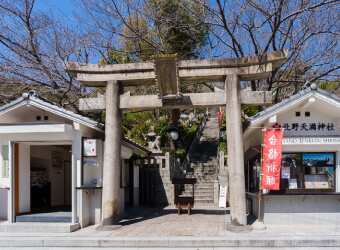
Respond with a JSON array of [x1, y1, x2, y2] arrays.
[[84, 0, 209, 150]]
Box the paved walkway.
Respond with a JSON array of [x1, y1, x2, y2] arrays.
[[1, 205, 340, 249], [80, 205, 227, 237]]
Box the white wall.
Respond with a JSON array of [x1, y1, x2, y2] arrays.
[[0, 139, 10, 219], [19, 144, 30, 213], [31, 145, 71, 207], [133, 162, 139, 207], [0, 140, 10, 188]]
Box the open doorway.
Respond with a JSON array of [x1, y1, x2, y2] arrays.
[[15, 143, 72, 222]]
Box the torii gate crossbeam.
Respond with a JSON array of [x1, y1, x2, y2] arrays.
[[65, 50, 288, 229]]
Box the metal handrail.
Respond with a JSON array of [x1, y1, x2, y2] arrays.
[[216, 135, 220, 181], [176, 115, 208, 178]]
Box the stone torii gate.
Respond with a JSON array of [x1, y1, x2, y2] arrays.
[[65, 50, 287, 228]]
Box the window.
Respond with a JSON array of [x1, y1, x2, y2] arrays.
[[281, 153, 335, 191], [248, 158, 261, 192], [247, 153, 336, 193]]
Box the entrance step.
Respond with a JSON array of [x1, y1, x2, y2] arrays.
[[0, 222, 80, 233], [16, 211, 71, 223], [195, 199, 214, 204]]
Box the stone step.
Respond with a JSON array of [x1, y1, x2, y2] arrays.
[[193, 152, 217, 156], [184, 183, 214, 188], [185, 174, 216, 179], [183, 187, 214, 193], [186, 171, 216, 175], [186, 178, 216, 183], [180, 193, 213, 199], [16, 215, 71, 223], [190, 163, 217, 168], [187, 167, 216, 171], [188, 166, 217, 172], [192, 156, 217, 160], [194, 199, 214, 204], [0, 222, 80, 233], [181, 190, 213, 196]]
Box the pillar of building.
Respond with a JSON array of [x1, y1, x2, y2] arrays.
[[71, 132, 82, 225], [225, 74, 247, 226], [101, 80, 122, 225]]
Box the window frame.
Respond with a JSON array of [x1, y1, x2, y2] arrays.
[[274, 152, 336, 194], [246, 152, 336, 194]]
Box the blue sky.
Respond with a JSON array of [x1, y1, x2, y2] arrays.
[[34, 0, 74, 12], [34, 0, 76, 20]]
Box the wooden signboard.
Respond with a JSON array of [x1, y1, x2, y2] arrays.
[[304, 174, 329, 189], [154, 55, 181, 100]]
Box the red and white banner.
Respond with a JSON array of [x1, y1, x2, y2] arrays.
[[218, 111, 225, 128], [262, 129, 284, 190]]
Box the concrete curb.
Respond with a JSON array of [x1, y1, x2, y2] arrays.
[[1, 236, 340, 248]]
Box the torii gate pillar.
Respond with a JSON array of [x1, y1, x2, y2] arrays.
[[226, 75, 247, 226], [101, 80, 122, 226]]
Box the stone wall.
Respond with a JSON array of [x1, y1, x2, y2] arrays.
[[248, 194, 340, 225]]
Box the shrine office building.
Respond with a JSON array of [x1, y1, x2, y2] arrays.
[[244, 84, 340, 225]]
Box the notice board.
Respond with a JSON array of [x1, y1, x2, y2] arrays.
[[304, 174, 329, 189]]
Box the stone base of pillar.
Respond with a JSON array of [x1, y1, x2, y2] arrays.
[[251, 220, 266, 230], [226, 224, 253, 233], [96, 225, 122, 231]]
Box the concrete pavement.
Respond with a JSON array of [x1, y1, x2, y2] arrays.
[[1, 205, 340, 249]]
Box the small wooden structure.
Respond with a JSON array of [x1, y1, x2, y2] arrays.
[[172, 178, 197, 215]]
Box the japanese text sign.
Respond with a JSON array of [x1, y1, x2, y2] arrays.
[[84, 139, 96, 157], [262, 129, 283, 190]]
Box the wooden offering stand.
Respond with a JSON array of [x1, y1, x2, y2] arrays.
[[172, 178, 197, 215]]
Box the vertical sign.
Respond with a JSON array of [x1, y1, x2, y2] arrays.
[[218, 186, 227, 208], [2, 145, 9, 178], [218, 109, 225, 128], [262, 129, 283, 190]]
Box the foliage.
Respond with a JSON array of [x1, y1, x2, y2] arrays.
[[219, 138, 227, 156], [242, 106, 259, 118], [317, 81, 339, 93], [160, 147, 176, 158], [176, 123, 199, 161], [99, 47, 134, 65]]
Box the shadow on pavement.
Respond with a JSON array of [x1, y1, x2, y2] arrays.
[[119, 205, 228, 226]]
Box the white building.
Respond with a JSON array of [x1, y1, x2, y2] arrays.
[[0, 91, 149, 230], [244, 85, 340, 225]]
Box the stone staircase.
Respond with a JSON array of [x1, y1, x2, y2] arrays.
[[180, 117, 219, 205]]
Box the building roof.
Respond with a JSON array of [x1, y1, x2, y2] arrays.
[[122, 137, 151, 154], [247, 85, 340, 123], [0, 91, 101, 130]]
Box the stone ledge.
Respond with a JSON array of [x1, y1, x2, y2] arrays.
[[1, 235, 340, 248]]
